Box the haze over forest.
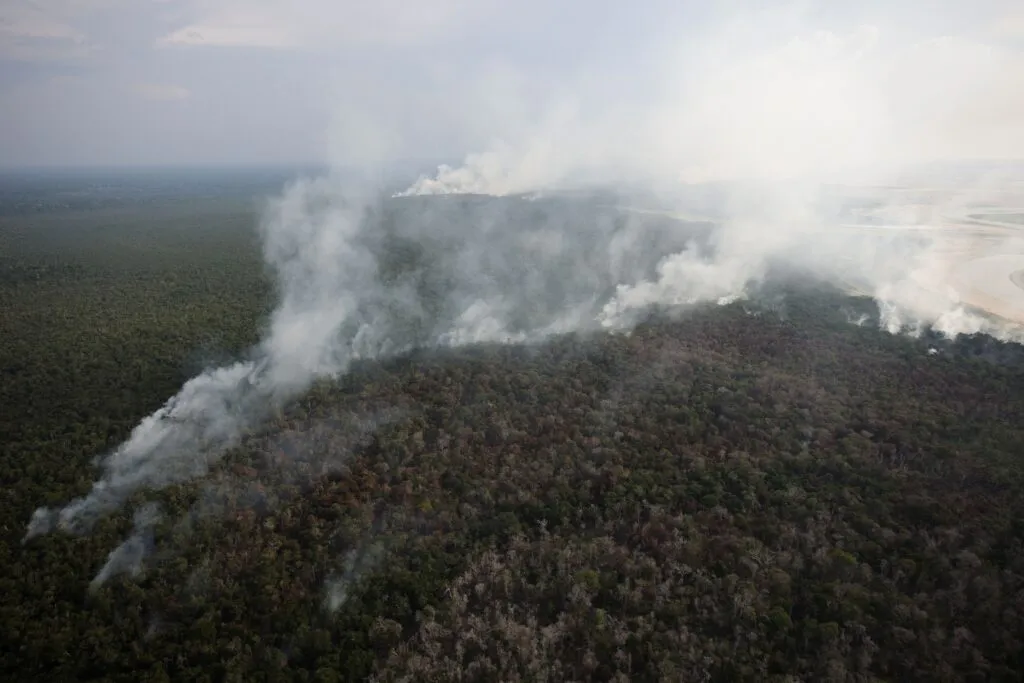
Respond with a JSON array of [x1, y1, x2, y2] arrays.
[[4, 1, 1024, 681]]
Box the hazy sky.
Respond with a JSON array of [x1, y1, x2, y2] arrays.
[[0, 0, 1021, 168]]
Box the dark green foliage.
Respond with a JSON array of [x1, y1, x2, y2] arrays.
[[2, 183, 1024, 682]]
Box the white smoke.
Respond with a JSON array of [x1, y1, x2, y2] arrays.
[[90, 502, 162, 589], [324, 541, 387, 612], [400, 11, 1024, 340], [25, 178, 383, 539], [25, 3, 1024, 569], [24, 176, 707, 552], [26, 361, 262, 538]]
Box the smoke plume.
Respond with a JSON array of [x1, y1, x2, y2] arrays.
[[90, 503, 162, 589], [26, 3, 1024, 570], [399, 8, 1024, 340]]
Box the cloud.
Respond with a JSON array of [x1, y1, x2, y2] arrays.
[[0, 3, 85, 61], [156, 0, 490, 50], [3, 0, 1023, 169], [0, 0, 129, 62], [135, 82, 190, 101], [0, 7, 82, 41], [158, 11, 298, 49]]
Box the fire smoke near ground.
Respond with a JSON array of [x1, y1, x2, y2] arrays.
[[399, 8, 1024, 337], [20, 183, 721, 553], [25, 4, 1024, 581], [24, 180, 1022, 551]]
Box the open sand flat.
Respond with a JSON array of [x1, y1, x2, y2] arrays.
[[841, 183, 1024, 325], [950, 255, 1024, 324], [618, 175, 1024, 329]]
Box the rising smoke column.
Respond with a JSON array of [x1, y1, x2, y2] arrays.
[[399, 15, 1024, 341], [24, 176, 712, 549], [26, 177, 382, 539], [27, 5, 1024, 558], [90, 503, 163, 589]]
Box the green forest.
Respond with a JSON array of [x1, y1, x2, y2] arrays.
[[2, 183, 1024, 682]]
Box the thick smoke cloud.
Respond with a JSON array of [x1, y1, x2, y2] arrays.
[[401, 11, 1024, 340], [404, 12, 1024, 195], [23, 178, 711, 548], [25, 4, 1024, 572]]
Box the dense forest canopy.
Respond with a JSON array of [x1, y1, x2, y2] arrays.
[[1, 173, 1023, 682]]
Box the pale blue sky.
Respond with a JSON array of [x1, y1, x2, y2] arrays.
[[0, 1, 1021, 168]]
